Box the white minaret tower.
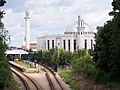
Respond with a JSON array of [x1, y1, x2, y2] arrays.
[[24, 10, 30, 50], [77, 16, 85, 32], [77, 16, 85, 49]]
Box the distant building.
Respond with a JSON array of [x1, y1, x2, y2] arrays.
[[37, 16, 95, 52], [30, 42, 37, 51], [6, 49, 28, 60], [22, 42, 37, 52]]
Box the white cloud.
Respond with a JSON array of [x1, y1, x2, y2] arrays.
[[3, 0, 113, 47]]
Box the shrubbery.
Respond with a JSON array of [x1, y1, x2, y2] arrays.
[[0, 1, 20, 89], [70, 49, 97, 80], [59, 69, 80, 90], [93, 0, 120, 84], [29, 48, 73, 71]]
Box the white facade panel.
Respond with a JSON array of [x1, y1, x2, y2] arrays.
[[37, 33, 95, 52]]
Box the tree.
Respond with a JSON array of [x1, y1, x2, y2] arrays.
[[51, 50, 59, 71], [71, 50, 91, 69], [0, 1, 19, 89], [93, 0, 120, 82]]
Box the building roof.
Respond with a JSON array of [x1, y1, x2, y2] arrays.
[[6, 49, 28, 55], [65, 22, 93, 33]]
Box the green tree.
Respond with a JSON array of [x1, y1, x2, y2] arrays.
[[52, 49, 72, 66], [93, 0, 120, 82], [58, 49, 72, 66], [51, 49, 60, 71], [70, 49, 96, 79], [36, 50, 42, 62], [0, 0, 19, 90]]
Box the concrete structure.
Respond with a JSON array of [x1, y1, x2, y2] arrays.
[[6, 49, 28, 60], [29, 42, 37, 51], [22, 42, 37, 52], [24, 10, 30, 50], [37, 16, 95, 52]]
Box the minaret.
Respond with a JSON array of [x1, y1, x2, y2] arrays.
[[76, 16, 85, 50], [24, 10, 30, 50], [77, 16, 85, 32]]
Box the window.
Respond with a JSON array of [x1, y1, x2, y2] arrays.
[[74, 39, 76, 51], [47, 40, 50, 50], [52, 40, 54, 49], [68, 40, 70, 51], [91, 39, 93, 49], [63, 40, 66, 50], [85, 39, 87, 50]]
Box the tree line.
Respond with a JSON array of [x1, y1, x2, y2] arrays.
[[0, 0, 20, 90]]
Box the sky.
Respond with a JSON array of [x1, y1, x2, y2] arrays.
[[2, 0, 113, 47]]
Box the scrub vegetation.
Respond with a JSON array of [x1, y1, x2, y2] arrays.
[[0, 1, 20, 90]]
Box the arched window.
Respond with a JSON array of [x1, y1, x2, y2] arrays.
[[91, 39, 93, 49], [85, 39, 87, 50], [52, 40, 54, 49], [63, 40, 66, 50], [68, 40, 70, 51], [74, 39, 76, 51], [47, 40, 50, 50]]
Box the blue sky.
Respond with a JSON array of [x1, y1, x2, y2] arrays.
[[3, 0, 113, 47]]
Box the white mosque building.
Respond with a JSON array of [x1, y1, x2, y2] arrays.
[[37, 16, 95, 52]]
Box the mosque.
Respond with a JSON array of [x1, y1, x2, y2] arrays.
[[37, 16, 95, 52]]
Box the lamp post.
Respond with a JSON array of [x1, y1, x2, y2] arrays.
[[57, 43, 60, 58], [56, 43, 60, 72]]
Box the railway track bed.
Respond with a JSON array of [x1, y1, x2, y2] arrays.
[[9, 61, 71, 90], [11, 67, 40, 90]]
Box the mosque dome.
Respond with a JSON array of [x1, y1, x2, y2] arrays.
[[65, 22, 78, 32], [64, 21, 92, 34]]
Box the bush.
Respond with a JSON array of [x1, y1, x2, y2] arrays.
[[0, 60, 20, 90], [93, 0, 120, 84], [59, 69, 80, 90], [82, 63, 97, 80]]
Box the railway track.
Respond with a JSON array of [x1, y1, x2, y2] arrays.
[[11, 68, 30, 90], [9, 61, 68, 90], [11, 67, 40, 90], [41, 65, 64, 90], [9, 61, 40, 90]]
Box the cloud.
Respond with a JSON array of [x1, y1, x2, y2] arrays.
[[5, 0, 25, 12], [3, 0, 113, 47]]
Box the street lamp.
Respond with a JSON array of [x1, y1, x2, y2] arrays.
[[56, 43, 60, 72], [57, 43, 60, 58]]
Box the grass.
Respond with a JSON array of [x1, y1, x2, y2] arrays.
[[58, 69, 80, 90], [15, 59, 36, 68]]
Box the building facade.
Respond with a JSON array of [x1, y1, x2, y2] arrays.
[[22, 42, 37, 52], [37, 16, 95, 52]]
